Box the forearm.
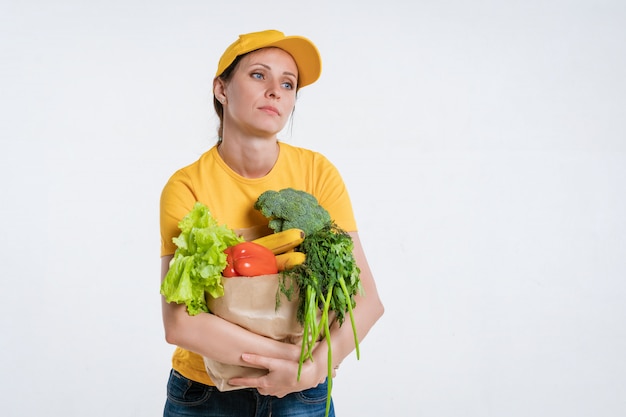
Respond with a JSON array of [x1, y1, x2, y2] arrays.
[[313, 232, 384, 370], [162, 299, 297, 365], [160, 256, 299, 367], [312, 286, 384, 371], [324, 302, 379, 355]]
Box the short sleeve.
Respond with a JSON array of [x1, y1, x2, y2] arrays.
[[160, 170, 198, 256]]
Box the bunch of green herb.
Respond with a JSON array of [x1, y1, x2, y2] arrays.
[[280, 223, 362, 416]]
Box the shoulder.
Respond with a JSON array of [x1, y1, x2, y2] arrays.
[[160, 148, 218, 207], [164, 148, 217, 184], [278, 142, 335, 167]]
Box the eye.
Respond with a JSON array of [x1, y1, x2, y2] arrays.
[[251, 72, 264, 80], [281, 81, 294, 90]]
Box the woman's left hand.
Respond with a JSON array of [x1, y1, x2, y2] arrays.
[[228, 352, 333, 397]]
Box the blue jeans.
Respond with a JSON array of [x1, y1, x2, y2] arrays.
[[163, 369, 335, 417]]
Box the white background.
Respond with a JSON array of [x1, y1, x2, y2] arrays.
[[1, 0, 625, 416]]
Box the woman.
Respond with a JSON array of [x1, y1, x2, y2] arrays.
[[160, 29, 384, 417]]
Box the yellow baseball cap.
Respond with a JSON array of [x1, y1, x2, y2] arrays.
[[215, 29, 322, 88]]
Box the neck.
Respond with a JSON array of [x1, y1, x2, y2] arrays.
[[217, 137, 280, 178]]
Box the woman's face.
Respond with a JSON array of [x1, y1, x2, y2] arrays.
[[221, 47, 299, 138]]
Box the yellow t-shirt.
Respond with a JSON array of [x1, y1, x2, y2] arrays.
[[160, 142, 357, 385]]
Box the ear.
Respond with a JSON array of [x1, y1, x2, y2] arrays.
[[213, 77, 227, 103]]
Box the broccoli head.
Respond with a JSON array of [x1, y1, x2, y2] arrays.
[[254, 188, 332, 237]]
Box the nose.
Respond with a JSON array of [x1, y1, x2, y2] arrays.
[[266, 80, 282, 100]]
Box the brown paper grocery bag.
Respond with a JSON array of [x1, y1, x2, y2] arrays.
[[203, 274, 303, 391]]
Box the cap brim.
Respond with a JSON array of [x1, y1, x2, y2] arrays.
[[265, 36, 322, 88]]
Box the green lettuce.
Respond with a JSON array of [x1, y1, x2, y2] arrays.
[[160, 202, 243, 315]]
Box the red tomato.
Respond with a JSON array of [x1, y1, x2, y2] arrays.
[[223, 241, 278, 277]]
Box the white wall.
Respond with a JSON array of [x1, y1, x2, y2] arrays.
[[1, 0, 625, 416]]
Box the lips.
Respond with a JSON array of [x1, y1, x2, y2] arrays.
[[259, 105, 280, 116]]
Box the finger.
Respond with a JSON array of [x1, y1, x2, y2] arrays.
[[228, 375, 263, 387], [229, 377, 288, 398], [240, 353, 273, 369]]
